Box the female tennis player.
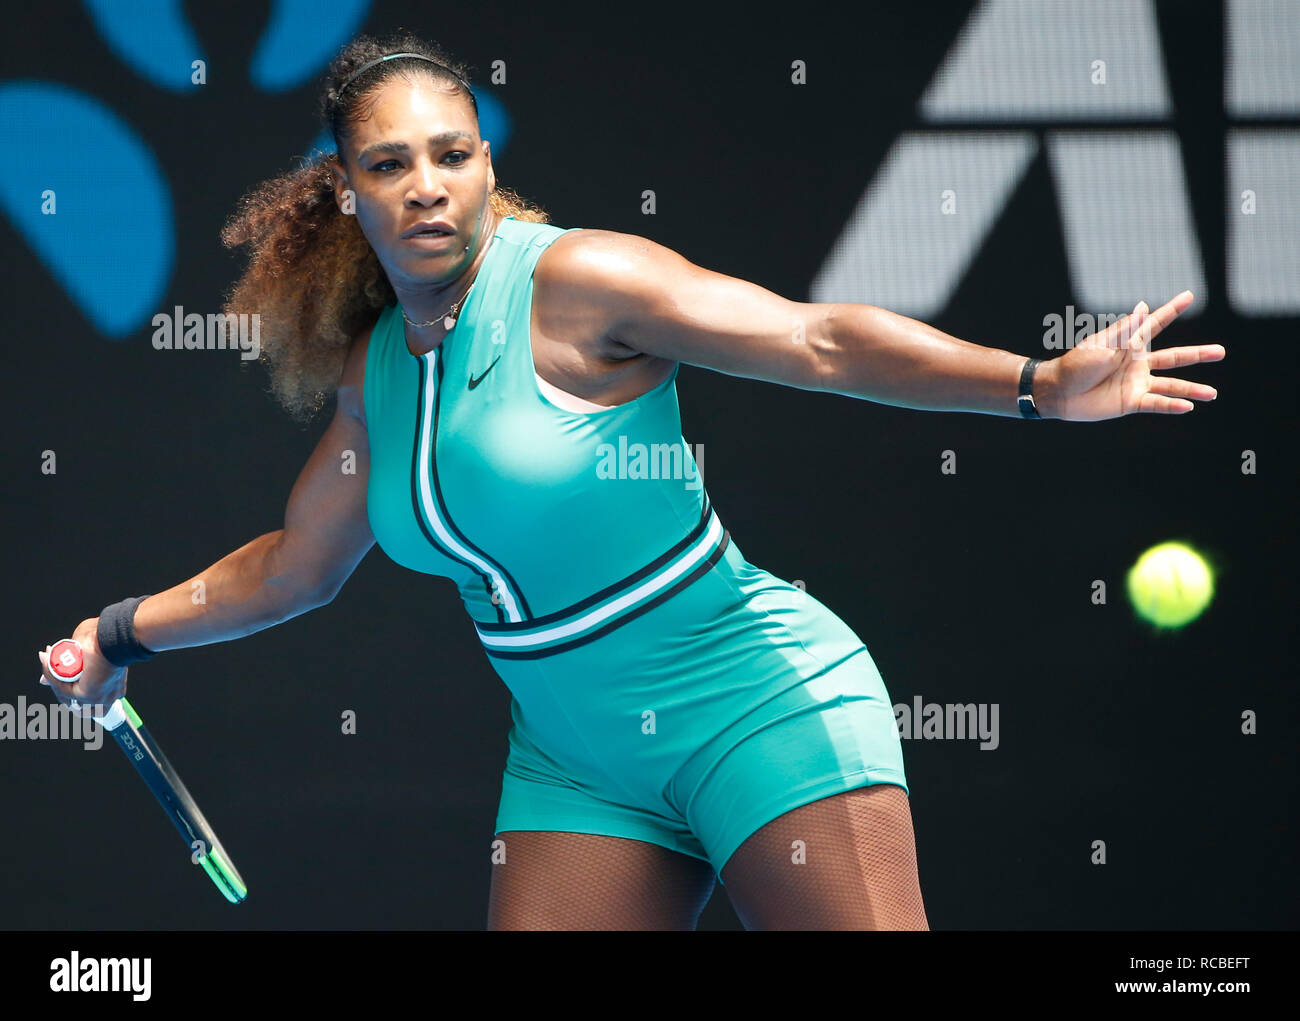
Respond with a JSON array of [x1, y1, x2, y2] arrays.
[[39, 31, 1224, 930]]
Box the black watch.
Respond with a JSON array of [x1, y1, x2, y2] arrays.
[[1018, 358, 1043, 419]]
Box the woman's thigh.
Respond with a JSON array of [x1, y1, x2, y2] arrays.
[[718, 784, 928, 930], [487, 830, 717, 930], [675, 647, 910, 884]]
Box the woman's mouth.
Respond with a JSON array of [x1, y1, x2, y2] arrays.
[[401, 220, 457, 242], [403, 229, 456, 246]]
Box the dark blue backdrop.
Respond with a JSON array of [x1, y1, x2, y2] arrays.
[[3, 0, 1295, 933]]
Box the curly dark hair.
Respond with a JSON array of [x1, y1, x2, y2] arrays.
[[219, 30, 548, 423]]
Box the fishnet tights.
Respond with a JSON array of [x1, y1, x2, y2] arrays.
[[487, 784, 927, 930], [487, 831, 717, 930], [720, 783, 928, 930]]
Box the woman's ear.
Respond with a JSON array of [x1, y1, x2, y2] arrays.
[[328, 159, 355, 215]]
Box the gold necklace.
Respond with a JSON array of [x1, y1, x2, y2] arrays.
[[401, 232, 491, 330], [401, 282, 475, 330]]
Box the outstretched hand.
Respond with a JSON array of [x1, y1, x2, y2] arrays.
[[1041, 291, 1225, 422]]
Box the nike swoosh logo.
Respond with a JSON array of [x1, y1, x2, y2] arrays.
[[468, 355, 502, 390]]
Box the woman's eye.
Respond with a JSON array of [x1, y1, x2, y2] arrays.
[[371, 152, 466, 172]]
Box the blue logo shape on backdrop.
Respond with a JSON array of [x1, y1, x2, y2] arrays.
[[0, 81, 172, 337], [84, 0, 374, 93], [4, 4, 513, 338], [250, 0, 371, 92], [82, 0, 205, 92]]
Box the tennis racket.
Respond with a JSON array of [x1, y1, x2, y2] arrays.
[[44, 638, 248, 904]]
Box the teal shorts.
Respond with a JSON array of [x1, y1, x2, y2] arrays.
[[493, 642, 908, 884]]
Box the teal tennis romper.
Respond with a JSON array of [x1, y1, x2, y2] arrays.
[[364, 216, 907, 883]]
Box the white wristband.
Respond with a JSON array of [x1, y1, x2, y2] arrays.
[[94, 700, 128, 731]]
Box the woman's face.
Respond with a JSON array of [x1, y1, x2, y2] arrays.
[[332, 77, 496, 289]]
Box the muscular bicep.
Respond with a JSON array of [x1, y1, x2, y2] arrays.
[[538, 230, 834, 391], [272, 400, 374, 603], [270, 332, 376, 603]]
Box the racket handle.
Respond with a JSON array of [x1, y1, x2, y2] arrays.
[[43, 638, 129, 730]]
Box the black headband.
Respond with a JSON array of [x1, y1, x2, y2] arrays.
[[337, 52, 465, 98]]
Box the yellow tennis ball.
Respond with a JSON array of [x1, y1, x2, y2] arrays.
[[1126, 542, 1215, 628]]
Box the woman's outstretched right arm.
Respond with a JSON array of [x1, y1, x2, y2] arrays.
[[39, 327, 376, 707]]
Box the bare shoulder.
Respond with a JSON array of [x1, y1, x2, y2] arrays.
[[536, 228, 682, 302], [337, 308, 383, 427], [534, 228, 685, 360]]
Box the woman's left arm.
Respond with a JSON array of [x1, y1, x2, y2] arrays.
[[543, 230, 1225, 421], [817, 291, 1224, 421]]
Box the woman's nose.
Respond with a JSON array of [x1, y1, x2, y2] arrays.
[[408, 159, 447, 203]]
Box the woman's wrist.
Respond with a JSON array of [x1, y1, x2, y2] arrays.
[[129, 595, 158, 652], [1035, 357, 1061, 420], [95, 595, 157, 667], [83, 619, 106, 662], [1021, 356, 1060, 420]]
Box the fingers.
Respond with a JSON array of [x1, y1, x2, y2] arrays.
[[37, 658, 81, 710], [1146, 343, 1227, 371], [36, 648, 68, 696], [1133, 290, 1194, 351], [1138, 392, 1195, 414], [1096, 292, 1203, 358], [1144, 374, 1218, 403], [36, 646, 119, 716], [1093, 301, 1147, 351]]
